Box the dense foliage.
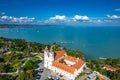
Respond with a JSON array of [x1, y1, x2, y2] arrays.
[[87, 58, 120, 80], [0, 37, 84, 80], [0, 37, 119, 80]]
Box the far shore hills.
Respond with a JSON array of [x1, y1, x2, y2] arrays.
[[0, 24, 119, 28], [0, 24, 58, 28]]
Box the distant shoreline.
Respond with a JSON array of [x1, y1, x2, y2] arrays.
[[0, 24, 58, 28], [0, 26, 120, 59], [0, 24, 120, 28]]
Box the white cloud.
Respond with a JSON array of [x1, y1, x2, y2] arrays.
[[73, 15, 89, 21], [0, 14, 120, 26], [45, 15, 104, 25], [106, 14, 120, 19], [1, 16, 8, 19], [89, 19, 102, 23], [115, 8, 120, 11], [19, 17, 35, 20], [0, 15, 35, 23], [44, 15, 67, 24], [12, 16, 35, 22], [49, 15, 66, 21]]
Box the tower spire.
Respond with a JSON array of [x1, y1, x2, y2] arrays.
[[50, 45, 53, 52], [45, 46, 48, 51]]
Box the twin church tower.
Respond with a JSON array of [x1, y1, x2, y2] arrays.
[[44, 46, 55, 69]]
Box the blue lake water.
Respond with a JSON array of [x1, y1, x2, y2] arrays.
[[0, 26, 120, 59]]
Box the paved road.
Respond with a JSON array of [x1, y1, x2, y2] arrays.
[[0, 69, 19, 75], [35, 60, 52, 80], [40, 68, 51, 80]]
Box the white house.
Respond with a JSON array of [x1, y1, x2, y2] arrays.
[[44, 46, 86, 80]]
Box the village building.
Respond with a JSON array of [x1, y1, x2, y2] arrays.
[[103, 65, 117, 71], [44, 46, 86, 80]]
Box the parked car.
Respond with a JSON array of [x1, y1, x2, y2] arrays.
[[36, 75, 41, 79], [39, 68, 44, 73], [40, 60, 43, 63], [35, 64, 39, 68]]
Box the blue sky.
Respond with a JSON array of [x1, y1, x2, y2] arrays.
[[0, 0, 120, 26]]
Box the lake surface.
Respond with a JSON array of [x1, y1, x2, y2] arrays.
[[0, 26, 120, 59]]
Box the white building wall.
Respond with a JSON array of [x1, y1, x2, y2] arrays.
[[44, 49, 86, 80], [52, 66, 75, 80], [74, 63, 86, 77], [51, 63, 86, 80], [44, 51, 54, 69], [44, 52, 48, 68]]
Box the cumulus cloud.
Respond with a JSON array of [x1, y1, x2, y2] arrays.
[[43, 15, 67, 25], [12, 17, 35, 22], [115, 8, 120, 11], [0, 14, 120, 26], [89, 19, 102, 23], [1, 16, 8, 19], [49, 15, 66, 21], [73, 15, 90, 21], [44, 15, 104, 25], [0, 15, 35, 23], [106, 14, 120, 19]]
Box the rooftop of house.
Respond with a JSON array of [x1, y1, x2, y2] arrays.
[[104, 65, 117, 71], [64, 56, 85, 69], [72, 59, 85, 69], [64, 56, 78, 62], [52, 61, 76, 74], [52, 50, 85, 74], [55, 50, 66, 60]]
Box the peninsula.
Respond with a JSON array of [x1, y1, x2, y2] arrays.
[[0, 37, 120, 80]]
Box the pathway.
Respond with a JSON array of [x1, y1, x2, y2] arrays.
[[0, 68, 19, 75]]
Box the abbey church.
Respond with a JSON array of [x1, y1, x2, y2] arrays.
[[44, 46, 86, 80]]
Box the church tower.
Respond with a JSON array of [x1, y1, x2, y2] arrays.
[[44, 46, 54, 69]]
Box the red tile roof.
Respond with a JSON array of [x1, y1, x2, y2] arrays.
[[64, 56, 78, 62], [73, 59, 85, 69], [104, 65, 117, 71], [64, 56, 85, 69], [53, 51, 85, 74], [52, 61, 76, 74], [55, 50, 65, 60]]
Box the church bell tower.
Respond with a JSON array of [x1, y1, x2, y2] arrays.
[[44, 46, 54, 69]]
